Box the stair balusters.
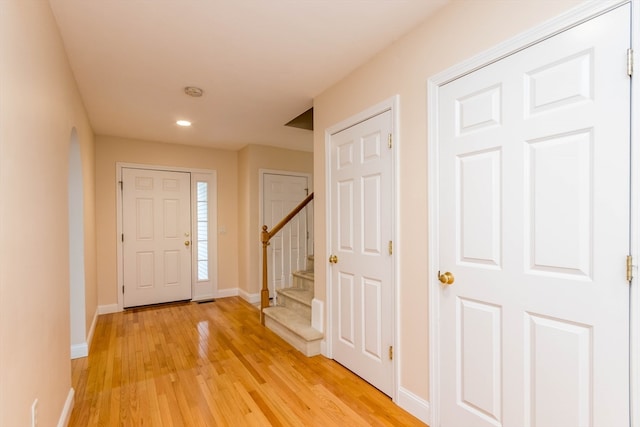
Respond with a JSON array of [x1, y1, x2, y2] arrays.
[[260, 193, 314, 325]]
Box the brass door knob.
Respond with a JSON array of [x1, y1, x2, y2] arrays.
[[438, 271, 454, 285], [329, 254, 338, 264], [184, 240, 191, 247]]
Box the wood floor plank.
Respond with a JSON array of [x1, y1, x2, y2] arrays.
[[70, 297, 427, 426]]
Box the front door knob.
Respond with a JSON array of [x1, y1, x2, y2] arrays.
[[329, 254, 338, 264], [438, 271, 454, 285]]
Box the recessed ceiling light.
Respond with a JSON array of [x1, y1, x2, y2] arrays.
[[176, 120, 192, 127], [184, 86, 204, 97]]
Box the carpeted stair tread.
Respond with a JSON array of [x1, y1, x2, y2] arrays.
[[293, 270, 314, 281]]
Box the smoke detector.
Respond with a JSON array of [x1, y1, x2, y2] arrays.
[[184, 86, 204, 97]]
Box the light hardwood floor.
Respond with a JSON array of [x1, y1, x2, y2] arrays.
[[70, 296, 427, 426]]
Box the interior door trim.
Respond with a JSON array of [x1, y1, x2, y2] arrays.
[[427, 1, 634, 426], [629, 2, 639, 424]]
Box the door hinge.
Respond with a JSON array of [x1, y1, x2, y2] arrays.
[[628, 48, 634, 76], [389, 345, 393, 360], [388, 133, 392, 149], [119, 180, 123, 190], [388, 240, 393, 255], [122, 285, 125, 294], [121, 233, 124, 242], [627, 255, 633, 282]]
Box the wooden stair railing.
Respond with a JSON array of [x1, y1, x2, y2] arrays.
[[260, 192, 314, 324]]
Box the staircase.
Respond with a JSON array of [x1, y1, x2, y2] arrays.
[[263, 255, 322, 356]]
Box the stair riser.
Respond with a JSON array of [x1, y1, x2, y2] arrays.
[[264, 317, 321, 357], [278, 294, 311, 321], [293, 275, 314, 291]]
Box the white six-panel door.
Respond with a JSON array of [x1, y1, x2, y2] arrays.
[[122, 168, 192, 307], [330, 110, 394, 396], [437, 5, 631, 426]]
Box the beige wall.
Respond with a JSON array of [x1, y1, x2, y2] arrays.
[[313, 0, 582, 403], [0, 2, 97, 426], [238, 144, 313, 296], [95, 135, 240, 305]]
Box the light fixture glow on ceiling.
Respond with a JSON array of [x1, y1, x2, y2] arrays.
[[184, 86, 204, 97], [176, 120, 192, 127]]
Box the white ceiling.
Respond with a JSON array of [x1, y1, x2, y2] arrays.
[[49, 0, 448, 152]]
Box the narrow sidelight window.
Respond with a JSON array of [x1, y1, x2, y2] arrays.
[[196, 181, 208, 281]]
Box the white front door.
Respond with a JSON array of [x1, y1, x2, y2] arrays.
[[437, 5, 630, 426], [263, 173, 310, 298], [330, 110, 394, 396], [122, 168, 192, 307]]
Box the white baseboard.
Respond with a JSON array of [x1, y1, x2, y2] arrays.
[[70, 343, 88, 359], [320, 340, 328, 357], [70, 309, 99, 359], [57, 387, 75, 427], [238, 289, 260, 304], [216, 288, 239, 298], [98, 303, 119, 314], [397, 386, 430, 425]]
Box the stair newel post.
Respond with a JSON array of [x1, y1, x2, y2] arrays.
[[260, 225, 270, 325]]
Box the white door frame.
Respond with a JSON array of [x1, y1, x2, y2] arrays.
[[324, 95, 399, 399], [427, 1, 637, 426], [116, 162, 218, 311], [258, 169, 313, 299], [631, 1, 640, 424]]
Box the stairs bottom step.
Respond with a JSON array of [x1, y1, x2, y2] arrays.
[[263, 306, 322, 357]]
